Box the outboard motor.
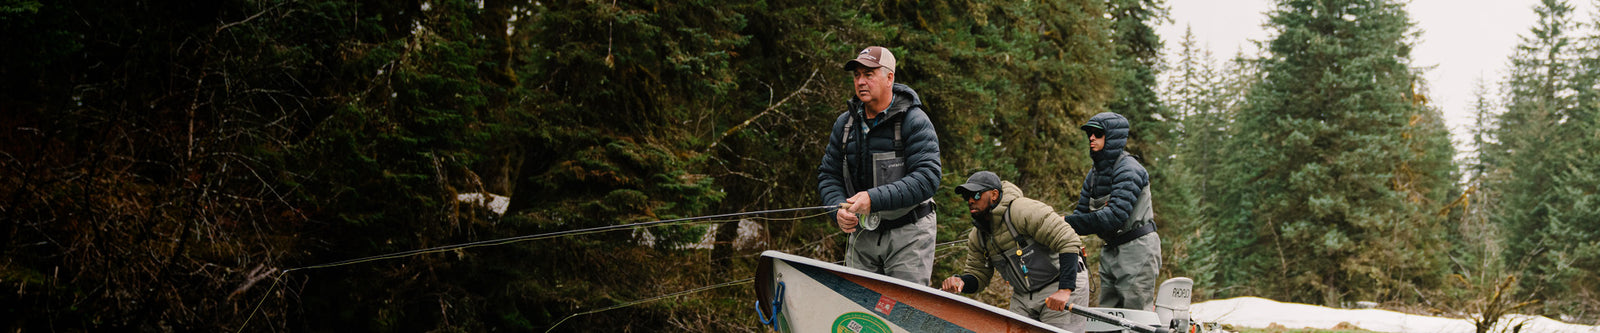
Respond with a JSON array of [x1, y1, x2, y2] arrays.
[[1154, 277, 1194, 333]]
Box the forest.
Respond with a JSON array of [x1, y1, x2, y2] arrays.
[[1, 0, 1596, 331]]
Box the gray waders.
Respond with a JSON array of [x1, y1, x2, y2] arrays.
[[1087, 153, 1161, 311], [840, 115, 936, 285]]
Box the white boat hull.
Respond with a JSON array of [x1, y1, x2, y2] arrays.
[[754, 250, 1069, 333]]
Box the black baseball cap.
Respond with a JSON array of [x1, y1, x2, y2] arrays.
[[954, 171, 1002, 196]]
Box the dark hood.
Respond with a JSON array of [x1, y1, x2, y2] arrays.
[[1083, 112, 1130, 169], [849, 83, 924, 120]]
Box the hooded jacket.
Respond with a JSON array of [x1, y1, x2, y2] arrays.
[[958, 181, 1084, 293], [817, 83, 941, 215], [1066, 112, 1152, 238]]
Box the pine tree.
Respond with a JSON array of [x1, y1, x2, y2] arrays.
[[1105, 0, 1173, 166], [1187, 48, 1266, 297], [1443, 78, 1540, 333], [1505, 0, 1600, 315], [1467, 78, 1500, 182], [0, 0, 1129, 330], [1490, 0, 1597, 313], [1165, 27, 1234, 204], [1160, 26, 1229, 282], [1212, 0, 1452, 304], [1104, 0, 1182, 280]]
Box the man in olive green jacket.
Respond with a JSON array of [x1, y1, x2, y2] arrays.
[[940, 171, 1091, 331]]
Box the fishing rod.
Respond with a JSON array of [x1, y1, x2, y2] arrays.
[[288, 204, 841, 272], [238, 204, 841, 332], [544, 278, 754, 333], [541, 234, 972, 331]]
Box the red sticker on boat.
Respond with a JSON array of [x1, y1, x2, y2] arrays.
[[874, 295, 896, 315]]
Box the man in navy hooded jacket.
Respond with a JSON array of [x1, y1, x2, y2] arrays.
[[1064, 112, 1161, 311]]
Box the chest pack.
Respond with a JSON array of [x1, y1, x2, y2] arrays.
[[841, 115, 906, 194], [840, 114, 929, 231], [982, 209, 1060, 294], [1088, 152, 1155, 239]]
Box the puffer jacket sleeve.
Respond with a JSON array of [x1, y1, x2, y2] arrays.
[[817, 113, 852, 208], [1012, 199, 1083, 255], [1065, 159, 1149, 236], [959, 229, 994, 291], [865, 107, 942, 211], [1072, 172, 1093, 215]]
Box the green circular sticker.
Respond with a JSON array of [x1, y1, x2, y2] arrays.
[[831, 312, 891, 333]]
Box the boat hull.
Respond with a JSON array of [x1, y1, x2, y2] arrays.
[[755, 250, 1068, 333]]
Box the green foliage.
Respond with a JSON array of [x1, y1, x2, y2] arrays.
[[1477, 0, 1600, 318], [1105, 0, 1174, 164], [1161, 28, 1261, 292], [0, 0, 1130, 331], [29, 0, 1578, 328], [1103, 1, 1175, 274], [527, 0, 1123, 328], [1202, 0, 1454, 305]]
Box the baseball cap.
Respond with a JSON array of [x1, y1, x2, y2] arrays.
[[1081, 122, 1104, 135], [954, 171, 1002, 196], [843, 46, 897, 73]]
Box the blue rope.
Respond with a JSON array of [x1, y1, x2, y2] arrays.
[[756, 281, 786, 327]]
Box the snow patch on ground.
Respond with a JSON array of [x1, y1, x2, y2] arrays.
[[1193, 297, 1600, 333], [635, 219, 766, 250], [455, 192, 509, 215]]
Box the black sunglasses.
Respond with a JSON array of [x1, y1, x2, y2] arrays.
[[1086, 129, 1105, 139], [961, 191, 983, 201]]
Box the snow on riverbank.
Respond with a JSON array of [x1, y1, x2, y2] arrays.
[[1193, 297, 1600, 333], [455, 192, 509, 215]]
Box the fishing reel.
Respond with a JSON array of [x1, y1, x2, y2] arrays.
[[859, 212, 882, 231], [839, 202, 882, 231]]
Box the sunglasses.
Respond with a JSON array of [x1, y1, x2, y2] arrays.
[[1086, 130, 1105, 139], [961, 191, 983, 201]]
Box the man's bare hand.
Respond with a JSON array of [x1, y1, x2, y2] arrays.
[[940, 276, 965, 294], [1045, 289, 1072, 311], [844, 192, 871, 215], [835, 207, 859, 233]]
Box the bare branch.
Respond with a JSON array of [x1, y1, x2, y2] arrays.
[[215, 2, 287, 34], [704, 67, 820, 153], [228, 265, 279, 301]]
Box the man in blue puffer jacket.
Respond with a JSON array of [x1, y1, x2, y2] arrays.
[[1063, 112, 1161, 311], [817, 46, 942, 285]]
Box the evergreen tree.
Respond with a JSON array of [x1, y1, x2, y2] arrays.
[[509, 0, 1124, 328], [0, 0, 1301, 329], [1105, 0, 1173, 173], [1160, 26, 1227, 282], [1184, 47, 1265, 298], [1211, 0, 1452, 304], [1104, 0, 1181, 280], [1443, 78, 1541, 333], [1494, 0, 1600, 316], [1550, 2, 1600, 315], [1490, 0, 1600, 315], [1467, 78, 1500, 182]]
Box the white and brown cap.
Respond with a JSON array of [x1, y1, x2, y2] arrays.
[[843, 46, 896, 73]]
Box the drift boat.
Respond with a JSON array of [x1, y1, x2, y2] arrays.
[[753, 250, 1196, 333], [753, 250, 1068, 332]]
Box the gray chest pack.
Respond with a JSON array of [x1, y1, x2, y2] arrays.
[[1087, 152, 1155, 237], [840, 114, 932, 231]]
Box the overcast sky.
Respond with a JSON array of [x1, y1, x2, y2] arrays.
[[1159, 0, 1597, 149]]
